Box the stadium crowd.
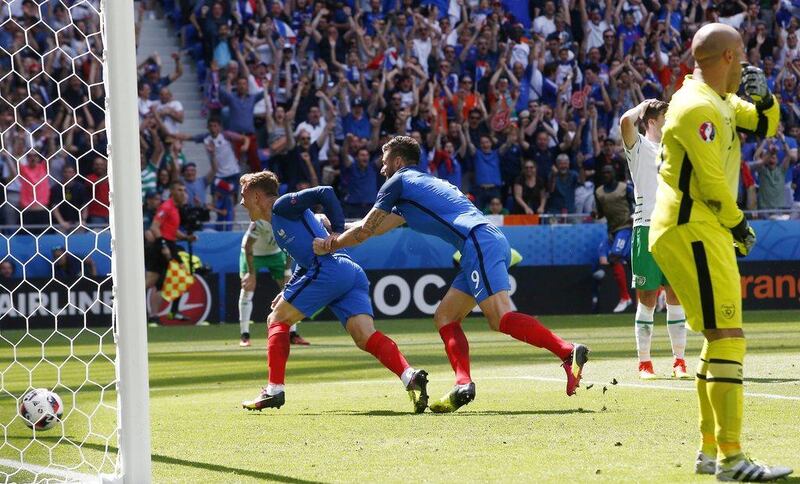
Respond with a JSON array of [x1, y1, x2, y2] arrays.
[[0, 0, 799, 236], [141, 0, 800, 228]]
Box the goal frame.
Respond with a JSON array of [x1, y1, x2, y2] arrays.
[[103, 0, 152, 482]]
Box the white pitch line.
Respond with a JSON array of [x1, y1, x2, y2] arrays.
[[0, 458, 99, 483], [477, 375, 800, 401]]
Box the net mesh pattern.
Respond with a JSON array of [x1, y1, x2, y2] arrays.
[[0, 1, 119, 481]]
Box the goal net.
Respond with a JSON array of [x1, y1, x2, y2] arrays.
[[0, 0, 150, 482]]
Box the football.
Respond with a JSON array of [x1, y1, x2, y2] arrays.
[[18, 388, 63, 431]]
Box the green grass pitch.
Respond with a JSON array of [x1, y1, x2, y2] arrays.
[[1, 310, 798, 482]]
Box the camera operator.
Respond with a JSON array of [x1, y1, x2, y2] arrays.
[[144, 180, 197, 319]]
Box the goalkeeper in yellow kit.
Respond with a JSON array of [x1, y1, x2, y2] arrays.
[[650, 23, 792, 481]]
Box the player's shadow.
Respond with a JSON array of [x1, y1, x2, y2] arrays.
[[73, 441, 324, 484], [296, 409, 415, 416], [444, 409, 596, 416], [744, 377, 800, 384], [290, 409, 595, 417]]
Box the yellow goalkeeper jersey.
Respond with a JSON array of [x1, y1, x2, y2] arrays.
[[650, 76, 780, 248]]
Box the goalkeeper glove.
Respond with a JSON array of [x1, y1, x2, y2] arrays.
[[740, 63, 773, 109], [731, 217, 756, 257]]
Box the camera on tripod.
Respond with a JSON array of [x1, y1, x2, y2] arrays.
[[180, 205, 211, 234]]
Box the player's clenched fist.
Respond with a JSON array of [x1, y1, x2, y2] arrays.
[[312, 235, 337, 255], [740, 64, 770, 105]]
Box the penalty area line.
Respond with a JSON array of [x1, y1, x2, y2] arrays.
[[0, 458, 99, 483]]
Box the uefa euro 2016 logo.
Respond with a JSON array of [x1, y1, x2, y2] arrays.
[[698, 122, 716, 142]]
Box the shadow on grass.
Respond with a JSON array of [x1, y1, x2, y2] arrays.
[[72, 442, 325, 483], [288, 408, 595, 417], [438, 408, 596, 416], [744, 377, 800, 384]]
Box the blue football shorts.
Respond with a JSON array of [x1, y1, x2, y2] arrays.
[[282, 254, 373, 326], [608, 227, 632, 262], [451, 224, 512, 303]]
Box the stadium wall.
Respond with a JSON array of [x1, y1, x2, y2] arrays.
[[2, 220, 798, 325]]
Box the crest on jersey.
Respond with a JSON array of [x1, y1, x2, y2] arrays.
[[698, 122, 716, 142]]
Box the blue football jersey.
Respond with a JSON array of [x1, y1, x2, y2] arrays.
[[272, 186, 346, 270], [374, 166, 488, 250]]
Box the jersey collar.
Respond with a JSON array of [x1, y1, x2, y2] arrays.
[[398, 165, 423, 174], [684, 75, 728, 100]]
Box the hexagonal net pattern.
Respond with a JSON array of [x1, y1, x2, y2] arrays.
[[0, 1, 120, 482]]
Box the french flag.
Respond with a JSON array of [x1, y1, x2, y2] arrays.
[[383, 47, 400, 70], [274, 19, 297, 44], [235, 0, 256, 20], [475, 60, 489, 84]]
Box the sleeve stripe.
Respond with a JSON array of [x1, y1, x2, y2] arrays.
[[677, 153, 694, 225]]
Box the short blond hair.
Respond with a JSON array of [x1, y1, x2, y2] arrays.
[[240, 171, 279, 197]]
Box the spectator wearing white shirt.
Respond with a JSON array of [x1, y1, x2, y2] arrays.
[[176, 118, 248, 203], [411, 22, 433, 75], [137, 81, 157, 120], [579, 0, 612, 53], [532, 1, 557, 39], [295, 106, 326, 144], [154, 87, 184, 136]]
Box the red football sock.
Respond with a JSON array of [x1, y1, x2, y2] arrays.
[[438, 321, 472, 385], [267, 322, 291, 385], [612, 262, 631, 300], [365, 331, 410, 378], [499, 312, 573, 360]]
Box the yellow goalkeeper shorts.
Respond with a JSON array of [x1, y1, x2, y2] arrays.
[[650, 222, 742, 333]]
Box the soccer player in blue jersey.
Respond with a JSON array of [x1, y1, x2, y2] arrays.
[[313, 136, 590, 412], [238, 171, 429, 413]]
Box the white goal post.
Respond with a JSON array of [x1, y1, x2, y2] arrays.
[[104, 0, 153, 482]]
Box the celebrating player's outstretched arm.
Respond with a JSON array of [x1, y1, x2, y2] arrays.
[[313, 207, 404, 254]]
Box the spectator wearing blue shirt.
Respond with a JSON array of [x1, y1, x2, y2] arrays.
[[631, 57, 663, 100], [139, 53, 183, 101], [547, 153, 580, 214], [220, 76, 265, 172], [180, 162, 212, 208], [499, 126, 525, 196], [343, 100, 372, 139], [461, 36, 498, 92], [212, 24, 234, 67], [615, 13, 644, 55], [465, 133, 502, 211], [528, 130, 558, 175], [792, 161, 800, 213], [363, 0, 385, 36], [341, 143, 380, 218], [539, 63, 560, 108], [658, 3, 683, 32], [763, 56, 778, 92], [584, 66, 613, 128], [432, 130, 467, 189]]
